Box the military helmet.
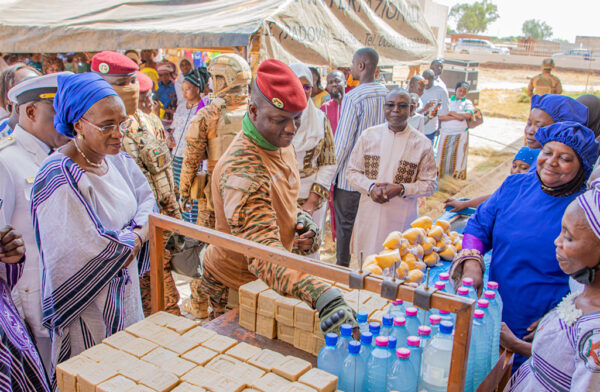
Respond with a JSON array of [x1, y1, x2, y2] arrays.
[[208, 53, 252, 89]]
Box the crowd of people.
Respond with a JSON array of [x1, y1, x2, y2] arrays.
[[0, 46, 599, 391]]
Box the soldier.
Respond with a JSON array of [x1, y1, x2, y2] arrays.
[[91, 51, 182, 316], [527, 58, 563, 97], [178, 54, 251, 317]]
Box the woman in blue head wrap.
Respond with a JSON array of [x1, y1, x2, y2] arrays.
[[525, 94, 588, 149], [449, 121, 599, 371], [30, 73, 157, 381]]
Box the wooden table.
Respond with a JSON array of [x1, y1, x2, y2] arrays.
[[203, 307, 317, 366]]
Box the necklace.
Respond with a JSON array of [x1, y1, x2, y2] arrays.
[[73, 139, 105, 169]]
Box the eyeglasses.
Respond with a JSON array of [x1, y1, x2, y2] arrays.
[[384, 103, 412, 110], [80, 117, 132, 134], [302, 85, 312, 91]]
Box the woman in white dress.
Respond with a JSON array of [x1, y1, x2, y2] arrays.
[[30, 73, 156, 383]]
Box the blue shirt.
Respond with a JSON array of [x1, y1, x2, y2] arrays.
[[333, 82, 388, 191], [157, 81, 176, 109]]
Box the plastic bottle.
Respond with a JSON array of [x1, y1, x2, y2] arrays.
[[391, 317, 409, 346], [336, 324, 353, 361], [366, 336, 391, 392], [467, 310, 490, 392], [429, 314, 442, 336], [438, 309, 455, 324], [477, 299, 494, 376], [406, 336, 422, 379], [318, 333, 341, 378], [484, 290, 501, 369], [357, 311, 369, 333], [405, 307, 421, 336], [340, 341, 365, 392], [486, 281, 503, 311], [386, 348, 417, 392], [462, 278, 479, 299], [438, 272, 451, 293], [419, 321, 454, 392], [388, 336, 397, 356], [368, 322, 381, 342], [381, 314, 394, 337], [388, 299, 405, 318], [418, 325, 432, 350], [457, 287, 470, 300]]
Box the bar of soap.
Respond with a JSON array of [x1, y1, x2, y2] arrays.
[[277, 323, 295, 345], [206, 354, 243, 374], [125, 319, 165, 340], [56, 356, 96, 392], [118, 359, 159, 382], [139, 368, 179, 392], [80, 343, 120, 362], [364, 295, 388, 310], [247, 349, 285, 371], [120, 337, 159, 358], [225, 342, 261, 362], [312, 334, 325, 356], [76, 362, 118, 392], [298, 368, 338, 392], [98, 349, 138, 372], [166, 316, 198, 334], [239, 307, 257, 331], [293, 329, 314, 353], [208, 373, 247, 392], [97, 375, 137, 392], [293, 302, 315, 331], [255, 315, 276, 339], [146, 326, 183, 346], [159, 356, 197, 377], [273, 356, 312, 381], [275, 297, 301, 325], [257, 290, 282, 318], [181, 366, 220, 388], [234, 362, 265, 384], [103, 330, 138, 349], [141, 346, 178, 367], [162, 334, 200, 354], [201, 334, 238, 353], [145, 311, 181, 327], [251, 372, 292, 391], [368, 310, 384, 324], [181, 345, 219, 366], [238, 279, 269, 311], [283, 383, 318, 392], [183, 326, 218, 344], [172, 382, 207, 392], [125, 386, 155, 392]]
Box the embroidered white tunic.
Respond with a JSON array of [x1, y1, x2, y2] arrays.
[[346, 123, 437, 259]]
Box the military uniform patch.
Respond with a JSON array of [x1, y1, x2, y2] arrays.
[[272, 98, 284, 109], [0, 136, 16, 150]]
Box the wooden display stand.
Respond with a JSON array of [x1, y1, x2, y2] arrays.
[[148, 214, 508, 392]]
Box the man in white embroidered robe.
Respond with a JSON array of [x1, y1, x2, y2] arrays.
[[347, 89, 437, 259]]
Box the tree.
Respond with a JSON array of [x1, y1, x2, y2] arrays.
[[522, 19, 553, 41], [449, 1, 500, 34]]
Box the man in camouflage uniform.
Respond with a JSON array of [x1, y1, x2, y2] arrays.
[[91, 51, 182, 316], [527, 58, 563, 97], [178, 53, 251, 317]]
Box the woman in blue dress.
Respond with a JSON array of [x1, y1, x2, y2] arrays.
[[450, 121, 599, 369]]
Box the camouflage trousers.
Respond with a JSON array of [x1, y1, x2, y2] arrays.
[[190, 267, 229, 319]]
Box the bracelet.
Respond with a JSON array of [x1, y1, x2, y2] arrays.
[[449, 249, 485, 290]]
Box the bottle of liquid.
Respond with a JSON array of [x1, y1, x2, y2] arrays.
[[406, 336, 422, 379], [438, 272, 451, 293], [387, 336, 397, 356], [438, 309, 455, 324], [461, 278, 479, 299], [318, 333, 341, 378], [486, 281, 503, 312], [357, 311, 369, 333], [420, 321, 454, 392], [366, 336, 391, 392], [340, 341, 364, 392], [476, 299, 493, 376], [404, 307, 421, 336], [388, 300, 405, 318], [467, 309, 490, 392], [484, 290, 501, 369], [359, 331, 374, 391], [368, 322, 381, 342], [457, 286, 470, 300], [381, 314, 394, 337], [418, 325, 432, 350], [391, 317, 409, 345], [386, 348, 417, 392], [337, 324, 353, 361], [429, 314, 442, 336]]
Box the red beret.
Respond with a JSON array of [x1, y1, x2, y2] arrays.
[[136, 71, 153, 93], [91, 51, 139, 76], [255, 59, 306, 113]]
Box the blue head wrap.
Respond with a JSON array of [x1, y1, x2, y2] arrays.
[[536, 121, 600, 177], [513, 146, 539, 166], [53, 73, 118, 138], [530, 94, 588, 125]]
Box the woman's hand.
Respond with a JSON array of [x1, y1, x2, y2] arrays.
[[0, 226, 25, 264], [444, 198, 471, 212], [461, 259, 484, 295], [124, 230, 143, 268], [500, 322, 532, 357], [523, 317, 542, 342]]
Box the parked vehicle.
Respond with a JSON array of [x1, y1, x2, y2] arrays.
[[552, 49, 596, 61], [453, 39, 510, 55]]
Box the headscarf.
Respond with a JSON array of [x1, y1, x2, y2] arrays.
[[157, 61, 177, 79], [513, 146, 539, 166], [530, 94, 588, 125], [577, 94, 600, 138], [578, 179, 600, 241], [53, 73, 118, 138], [178, 57, 192, 72], [184, 67, 210, 91], [289, 62, 324, 153], [289, 63, 313, 86]]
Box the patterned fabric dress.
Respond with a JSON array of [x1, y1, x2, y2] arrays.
[[506, 293, 600, 391], [436, 96, 474, 180]]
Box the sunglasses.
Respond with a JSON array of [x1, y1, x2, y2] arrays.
[[80, 117, 133, 134], [384, 103, 411, 109], [302, 85, 312, 91]]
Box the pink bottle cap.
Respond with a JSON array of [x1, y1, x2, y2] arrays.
[[396, 348, 411, 359], [439, 310, 450, 315], [439, 272, 450, 281], [462, 278, 474, 286], [393, 300, 404, 305], [375, 336, 389, 347], [434, 281, 446, 290], [405, 307, 418, 317], [393, 317, 406, 326], [477, 299, 489, 308], [429, 315, 441, 324], [418, 326, 431, 336], [457, 287, 469, 295], [474, 309, 485, 319], [407, 336, 421, 347], [487, 281, 499, 289], [484, 290, 496, 299]]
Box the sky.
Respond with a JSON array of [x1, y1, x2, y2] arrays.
[[435, 0, 598, 43]]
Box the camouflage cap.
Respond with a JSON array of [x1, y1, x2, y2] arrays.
[[208, 53, 252, 90]]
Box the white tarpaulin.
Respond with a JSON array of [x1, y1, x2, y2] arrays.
[[0, 0, 437, 65]]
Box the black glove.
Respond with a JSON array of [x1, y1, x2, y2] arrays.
[[293, 210, 321, 256], [316, 288, 357, 335]]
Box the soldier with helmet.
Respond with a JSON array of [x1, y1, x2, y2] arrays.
[[527, 58, 563, 97]]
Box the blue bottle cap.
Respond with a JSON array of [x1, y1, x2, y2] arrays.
[[357, 311, 368, 323], [369, 322, 381, 334], [348, 340, 361, 354], [382, 314, 393, 327], [325, 333, 338, 346], [439, 321, 454, 334], [340, 324, 353, 337], [388, 336, 397, 349], [360, 331, 373, 345]]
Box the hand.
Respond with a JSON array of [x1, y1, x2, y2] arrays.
[[523, 317, 542, 342], [461, 259, 484, 295], [293, 230, 315, 251], [369, 184, 389, 204], [316, 288, 358, 335], [124, 230, 143, 268], [444, 198, 469, 212], [384, 183, 404, 199], [500, 322, 532, 357], [0, 226, 25, 264], [423, 101, 436, 112], [166, 132, 176, 149], [301, 193, 320, 216]]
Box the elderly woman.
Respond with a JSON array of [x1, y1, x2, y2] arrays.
[[30, 73, 156, 374], [436, 81, 474, 179], [502, 180, 600, 391], [175, 56, 193, 109], [451, 122, 599, 369], [289, 63, 336, 258]]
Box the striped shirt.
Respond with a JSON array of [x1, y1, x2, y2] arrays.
[[333, 82, 388, 191]]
